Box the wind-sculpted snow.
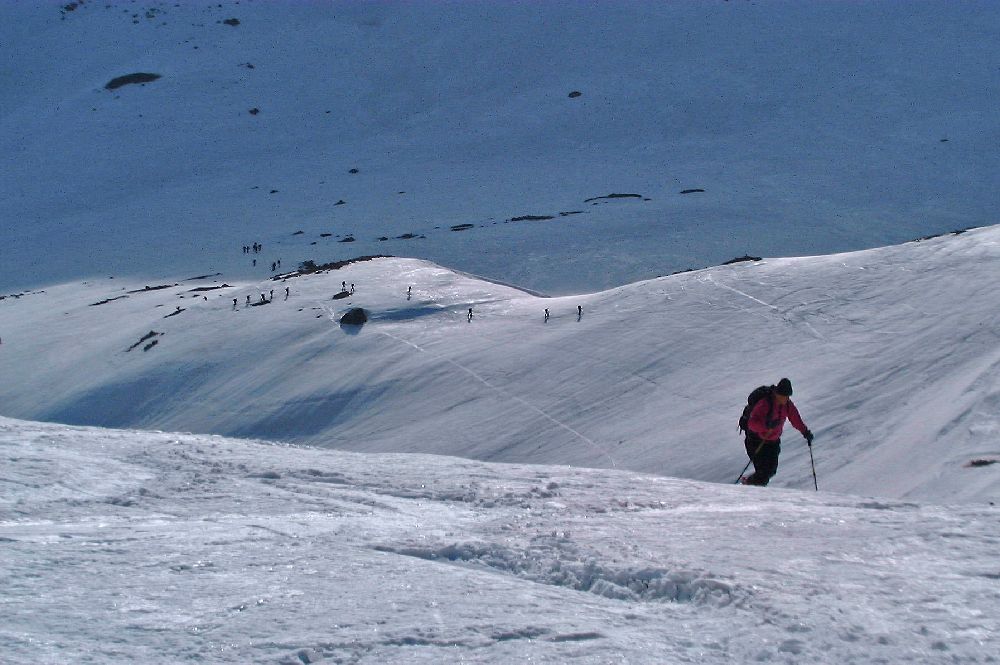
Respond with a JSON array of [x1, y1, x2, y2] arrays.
[[2, 418, 999, 663], [377, 540, 745, 607]]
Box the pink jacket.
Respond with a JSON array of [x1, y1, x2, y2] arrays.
[[747, 397, 809, 442]]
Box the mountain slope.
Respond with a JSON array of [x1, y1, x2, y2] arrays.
[[2, 227, 999, 503]]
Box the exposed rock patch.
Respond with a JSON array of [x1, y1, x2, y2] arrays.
[[126, 331, 160, 352], [105, 73, 161, 90], [510, 215, 555, 222], [722, 255, 762, 265], [584, 193, 643, 203]]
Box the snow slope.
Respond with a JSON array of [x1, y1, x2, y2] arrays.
[[2, 226, 999, 503], [2, 416, 997, 664], [2, 1, 998, 294]]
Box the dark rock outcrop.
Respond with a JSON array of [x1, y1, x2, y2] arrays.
[[339, 308, 367, 325], [105, 73, 161, 90]]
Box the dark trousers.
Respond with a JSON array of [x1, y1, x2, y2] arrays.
[[744, 435, 781, 486]]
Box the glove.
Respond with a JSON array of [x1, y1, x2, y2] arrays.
[[804, 430, 814, 445]]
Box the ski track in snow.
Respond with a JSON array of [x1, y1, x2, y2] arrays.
[[367, 316, 619, 468], [704, 273, 827, 342]]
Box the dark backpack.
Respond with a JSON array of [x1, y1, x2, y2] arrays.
[[738, 385, 773, 434]]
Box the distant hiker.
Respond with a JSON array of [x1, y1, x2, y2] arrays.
[[253, 259, 257, 267], [407, 286, 412, 296], [233, 298, 238, 309], [260, 293, 266, 303], [544, 308, 550, 321], [285, 286, 290, 299], [246, 295, 251, 305], [740, 378, 814, 486], [342, 281, 347, 290], [203, 296, 208, 301], [269, 289, 274, 301], [350, 283, 355, 294], [468, 307, 473, 322], [271, 262, 276, 272], [277, 259, 281, 269], [577, 305, 583, 317]]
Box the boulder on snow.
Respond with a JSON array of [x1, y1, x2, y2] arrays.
[[339, 308, 367, 326], [332, 290, 351, 300]]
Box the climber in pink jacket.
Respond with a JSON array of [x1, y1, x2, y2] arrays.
[[743, 378, 813, 486]]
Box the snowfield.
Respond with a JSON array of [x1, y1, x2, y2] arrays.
[[2, 1, 998, 293], [2, 417, 998, 664], [2, 226, 1000, 504], [2, 1, 999, 661]]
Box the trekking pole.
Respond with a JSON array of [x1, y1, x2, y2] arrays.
[[734, 458, 753, 484], [808, 442, 818, 491], [734, 438, 767, 484]]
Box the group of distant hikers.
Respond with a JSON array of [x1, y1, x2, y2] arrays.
[[229, 247, 814, 488], [738, 378, 815, 487]]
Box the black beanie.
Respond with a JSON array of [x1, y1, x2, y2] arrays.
[[775, 378, 793, 396]]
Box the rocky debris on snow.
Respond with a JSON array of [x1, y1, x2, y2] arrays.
[[89, 295, 129, 307], [188, 284, 232, 292], [396, 233, 423, 240], [332, 291, 351, 300], [348, 168, 359, 174], [222, 17, 239, 26], [163, 307, 185, 318], [568, 91, 583, 98], [186, 273, 222, 281], [292, 230, 304, 235], [450, 224, 475, 231], [966, 459, 998, 468], [722, 255, 762, 265], [319, 233, 333, 238], [584, 193, 643, 203], [128, 284, 176, 294], [105, 73, 162, 90], [339, 308, 368, 325], [913, 226, 980, 242], [287, 255, 392, 279], [559, 211, 585, 217], [126, 331, 161, 352], [143, 339, 158, 351], [339, 236, 356, 243], [680, 188, 706, 194], [249, 108, 260, 115], [0, 290, 45, 301], [335, 199, 346, 205], [510, 215, 555, 222]]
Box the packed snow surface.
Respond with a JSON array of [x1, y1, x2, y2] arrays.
[[2, 417, 998, 664]]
